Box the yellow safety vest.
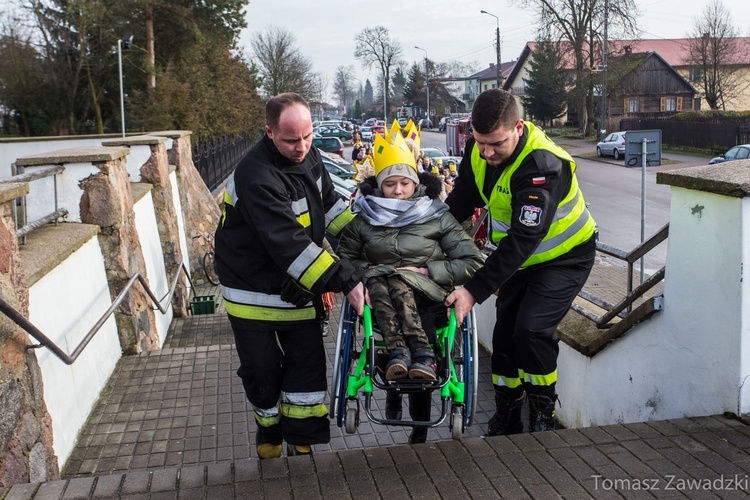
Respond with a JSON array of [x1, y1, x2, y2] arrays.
[[471, 122, 595, 268]]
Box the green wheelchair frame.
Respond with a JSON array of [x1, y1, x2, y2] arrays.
[[330, 297, 479, 440]]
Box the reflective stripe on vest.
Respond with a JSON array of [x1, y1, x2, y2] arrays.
[[287, 242, 335, 290], [325, 198, 356, 237], [471, 122, 596, 268], [222, 285, 316, 321]]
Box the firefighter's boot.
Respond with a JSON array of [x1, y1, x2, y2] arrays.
[[255, 424, 282, 459], [486, 389, 525, 436], [385, 390, 402, 421], [528, 393, 557, 433], [287, 444, 313, 456]]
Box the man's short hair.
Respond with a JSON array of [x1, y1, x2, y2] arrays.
[[471, 89, 519, 134], [266, 93, 310, 130]]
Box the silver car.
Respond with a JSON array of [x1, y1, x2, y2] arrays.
[[596, 132, 626, 160]]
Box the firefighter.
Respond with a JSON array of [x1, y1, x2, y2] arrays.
[[445, 88, 596, 434], [214, 93, 365, 459]]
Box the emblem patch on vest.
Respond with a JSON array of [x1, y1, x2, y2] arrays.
[[519, 205, 542, 227]]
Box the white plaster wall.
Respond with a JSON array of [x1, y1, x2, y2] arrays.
[[557, 187, 747, 427], [170, 170, 191, 277], [0, 138, 115, 181], [22, 163, 100, 223], [133, 192, 172, 346], [28, 236, 121, 467], [119, 145, 151, 182]]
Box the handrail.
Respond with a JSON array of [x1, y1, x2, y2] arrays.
[[572, 224, 669, 328], [1, 164, 67, 244], [0, 262, 194, 365]]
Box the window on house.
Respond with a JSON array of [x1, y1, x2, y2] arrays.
[[665, 97, 677, 111], [689, 68, 702, 82], [629, 98, 640, 113]]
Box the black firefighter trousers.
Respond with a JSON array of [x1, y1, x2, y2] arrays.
[[229, 316, 329, 447], [492, 249, 595, 398]]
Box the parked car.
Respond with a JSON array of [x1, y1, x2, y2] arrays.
[[323, 158, 354, 180], [397, 118, 409, 127], [709, 144, 750, 164], [315, 126, 352, 141], [320, 151, 354, 171], [421, 147, 462, 167], [596, 132, 626, 160], [359, 126, 373, 141], [370, 125, 386, 137], [313, 137, 344, 156], [364, 118, 378, 127], [419, 118, 433, 129], [330, 173, 358, 203]]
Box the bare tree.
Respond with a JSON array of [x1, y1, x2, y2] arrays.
[[684, 0, 749, 110], [354, 26, 402, 121], [251, 26, 316, 99], [519, 0, 638, 135], [332, 65, 355, 111]]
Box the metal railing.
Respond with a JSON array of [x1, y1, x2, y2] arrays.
[[192, 133, 255, 192], [0, 262, 194, 365], [572, 224, 669, 328], [0, 164, 67, 243]]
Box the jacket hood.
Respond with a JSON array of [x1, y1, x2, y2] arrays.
[[357, 171, 443, 199]]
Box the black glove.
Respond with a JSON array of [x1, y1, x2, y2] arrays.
[[280, 276, 314, 307]]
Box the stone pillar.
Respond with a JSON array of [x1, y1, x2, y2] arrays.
[[15, 148, 160, 354], [0, 183, 59, 486], [102, 136, 189, 317], [152, 131, 220, 283]]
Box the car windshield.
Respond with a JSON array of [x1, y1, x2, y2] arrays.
[[422, 148, 445, 158]]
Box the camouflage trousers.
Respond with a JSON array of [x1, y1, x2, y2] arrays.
[[366, 275, 430, 352]]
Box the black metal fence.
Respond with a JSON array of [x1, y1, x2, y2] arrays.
[[192, 133, 256, 193], [619, 118, 750, 154]]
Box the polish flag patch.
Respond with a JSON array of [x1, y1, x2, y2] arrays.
[[532, 176, 546, 185]]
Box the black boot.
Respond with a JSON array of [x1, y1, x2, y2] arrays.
[[407, 392, 431, 443], [409, 427, 428, 444], [385, 348, 411, 380], [528, 393, 557, 432], [408, 348, 437, 380], [486, 390, 525, 436], [385, 390, 402, 420]]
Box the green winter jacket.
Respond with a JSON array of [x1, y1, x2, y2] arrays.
[[336, 172, 484, 302]]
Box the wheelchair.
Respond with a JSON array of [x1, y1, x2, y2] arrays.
[[329, 297, 479, 441]]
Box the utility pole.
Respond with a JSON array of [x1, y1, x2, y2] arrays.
[[415, 46, 430, 127], [601, 0, 609, 137], [481, 10, 501, 88]]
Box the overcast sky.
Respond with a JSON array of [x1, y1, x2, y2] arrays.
[[238, 0, 749, 97]]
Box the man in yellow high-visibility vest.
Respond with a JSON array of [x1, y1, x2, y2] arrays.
[[445, 89, 596, 434]]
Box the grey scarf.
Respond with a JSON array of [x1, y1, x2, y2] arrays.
[[352, 193, 448, 228]]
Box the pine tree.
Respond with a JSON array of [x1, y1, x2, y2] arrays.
[[521, 42, 568, 127]]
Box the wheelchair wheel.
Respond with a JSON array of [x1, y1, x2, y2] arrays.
[[330, 298, 357, 422], [345, 407, 358, 434], [451, 411, 463, 441], [451, 309, 479, 429]]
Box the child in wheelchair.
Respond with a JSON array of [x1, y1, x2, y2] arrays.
[[336, 126, 483, 386]]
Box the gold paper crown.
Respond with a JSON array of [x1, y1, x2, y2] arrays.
[[373, 128, 416, 178], [403, 119, 420, 153]]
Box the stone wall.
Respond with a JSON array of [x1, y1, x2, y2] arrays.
[[154, 131, 220, 281], [0, 183, 59, 486]]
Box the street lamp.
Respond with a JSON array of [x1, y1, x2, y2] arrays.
[[480, 10, 501, 88], [117, 35, 134, 138], [415, 46, 430, 128]]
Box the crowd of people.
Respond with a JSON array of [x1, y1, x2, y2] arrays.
[[213, 88, 595, 458]]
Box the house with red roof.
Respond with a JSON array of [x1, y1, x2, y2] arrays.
[[502, 38, 750, 128]]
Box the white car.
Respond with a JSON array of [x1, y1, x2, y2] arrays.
[[359, 127, 373, 141], [596, 132, 626, 160]]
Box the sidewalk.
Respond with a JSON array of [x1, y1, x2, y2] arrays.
[[4, 288, 750, 498]]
